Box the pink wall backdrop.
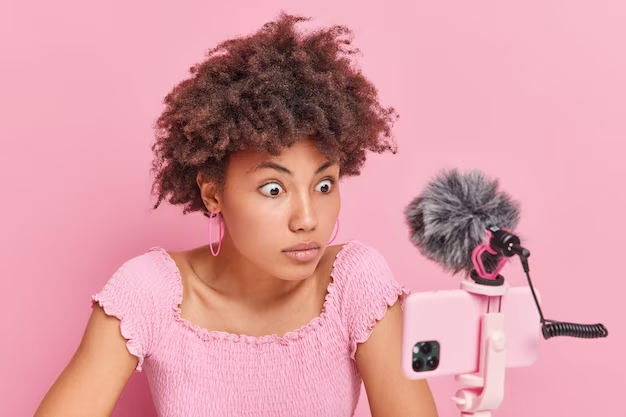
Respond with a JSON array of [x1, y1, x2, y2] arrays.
[[1, 0, 624, 416]]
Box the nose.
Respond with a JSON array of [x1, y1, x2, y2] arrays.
[[288, 192, 318, 233]]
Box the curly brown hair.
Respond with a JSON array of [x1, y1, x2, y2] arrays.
[[150, 12, 399, 216]]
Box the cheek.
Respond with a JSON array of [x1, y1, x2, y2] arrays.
[[325, 192, 341, 216], [223, 196, 287, 248], [231, 209, 283, 239], [315, 192, 341, 226]]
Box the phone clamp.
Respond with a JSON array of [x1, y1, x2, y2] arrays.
[[451, 274, 509, 416]]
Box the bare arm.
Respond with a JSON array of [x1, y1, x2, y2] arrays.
[[356, 301, 439, 417], [34, 305, 138, 417]]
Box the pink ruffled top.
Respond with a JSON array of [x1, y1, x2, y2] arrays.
[[92, 240, 408, 417]]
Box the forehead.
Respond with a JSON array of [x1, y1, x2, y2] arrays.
[[229, 139, 332, 172]]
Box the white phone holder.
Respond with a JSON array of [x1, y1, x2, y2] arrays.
[[450, 279, 509, 417]]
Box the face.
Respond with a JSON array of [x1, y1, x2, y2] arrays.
[[201, 139, 341, 281]]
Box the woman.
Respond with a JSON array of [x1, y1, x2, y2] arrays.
[[35, 12, 438, 417]]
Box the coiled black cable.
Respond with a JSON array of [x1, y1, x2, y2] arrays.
[[520, 255, 608, 340], [541, 320, 608, 339]]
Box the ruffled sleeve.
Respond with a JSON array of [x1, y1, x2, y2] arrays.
[[91, 250, 170, 371], [335, 241, 410, 359]]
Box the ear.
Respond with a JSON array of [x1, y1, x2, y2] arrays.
[[196, 172, 221, 214]]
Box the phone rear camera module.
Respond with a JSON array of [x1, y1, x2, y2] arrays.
[[412, 341, 440, 372]]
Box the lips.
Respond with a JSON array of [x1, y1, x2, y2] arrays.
[[281, 241, 322, 263], [282, 241, 321, 252]]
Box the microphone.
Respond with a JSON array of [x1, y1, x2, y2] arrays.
[[404, 168, 608, 340], [404, 169, 521, 278]]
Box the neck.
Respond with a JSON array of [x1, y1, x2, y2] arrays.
[[194, 234, 308, 306]]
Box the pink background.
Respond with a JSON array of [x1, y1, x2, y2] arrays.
[[1, 0, 624, 416]]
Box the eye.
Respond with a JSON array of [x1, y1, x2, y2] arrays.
[[259, 182, 284, 197], [315, 179, 334, 194]]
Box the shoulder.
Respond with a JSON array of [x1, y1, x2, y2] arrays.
[[330, 239, 409, 311], [92, 247, 178, 311], [331, 240, 396, 287], [116, 247, 173, 276]]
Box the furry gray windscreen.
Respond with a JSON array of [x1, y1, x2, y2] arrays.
[[404, 169, 521, 275]]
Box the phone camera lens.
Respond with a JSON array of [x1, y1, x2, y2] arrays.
[[420, 342, 432, 355], [413, 358, 425, 372], [426, 356, 439, 370]]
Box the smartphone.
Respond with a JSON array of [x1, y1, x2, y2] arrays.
[[401, 285, 542, 380]]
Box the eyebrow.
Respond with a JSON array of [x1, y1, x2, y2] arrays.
[[249, 160, 334, 175]]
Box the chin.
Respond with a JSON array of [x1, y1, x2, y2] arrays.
[[272, 261, 319, 282]]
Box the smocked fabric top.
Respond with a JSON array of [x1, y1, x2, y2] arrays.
[[92, 239, 409, 417]]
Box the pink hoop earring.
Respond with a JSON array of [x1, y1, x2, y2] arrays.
[[209, 210, 223, 256], [328, 217, 340, 245]]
